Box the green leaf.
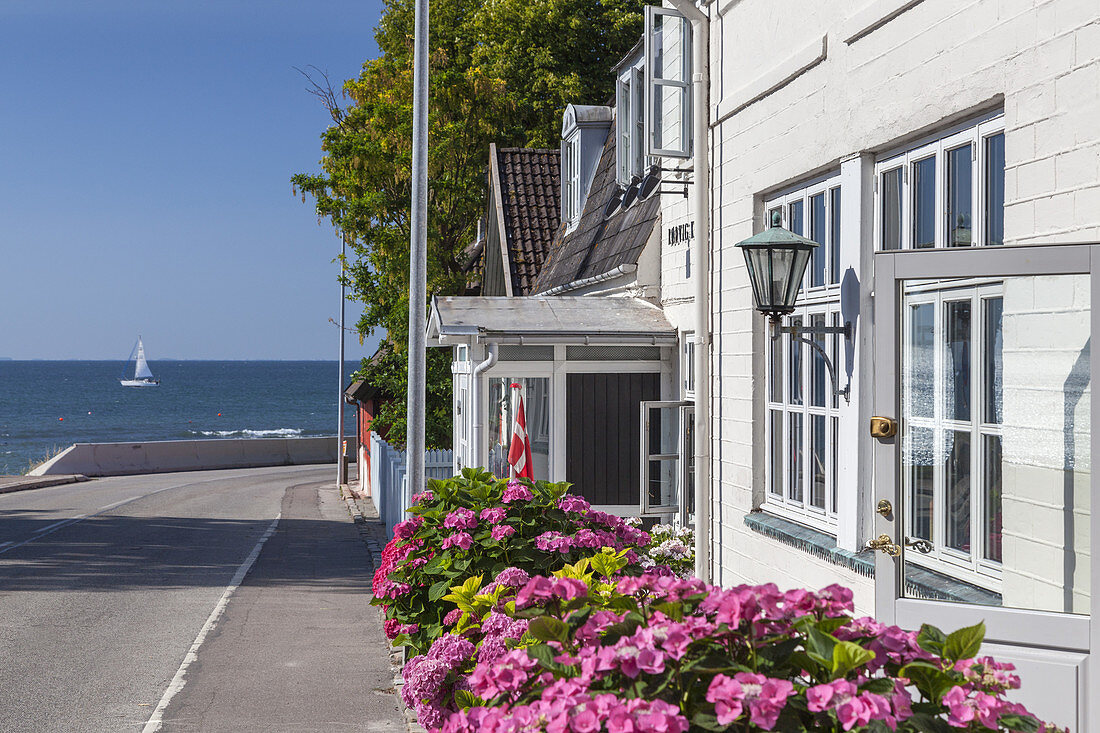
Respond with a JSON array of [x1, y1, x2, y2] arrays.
[[831, 640, 875, 676], [652, 601, 684, 622], [690, 712, 726, 732], [426, 576, 448, 598], [803, 625, 838, 662], [943, 620, 985, 663], [901, 662, 957, 704], [860, 677, 896, 694], [905, 712, 953, 733], [998, 714, 1041, 733], [916, 624, 947, 656], [453, 690, 484, 710], [528, 616, 570, 644], [525, 643, 557, 668]]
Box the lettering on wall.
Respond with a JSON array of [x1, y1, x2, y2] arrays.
[[668, 221, 695, 246]]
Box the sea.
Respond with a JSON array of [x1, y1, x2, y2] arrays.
[[0, 360, 362, 475]]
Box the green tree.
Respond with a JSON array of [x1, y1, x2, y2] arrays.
[[293, 0, 652, 448]]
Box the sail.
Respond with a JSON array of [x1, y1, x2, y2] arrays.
[[134, 339, 154, 379]]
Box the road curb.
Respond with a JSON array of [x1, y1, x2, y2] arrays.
[[339, 485, 426, 733], [0, 475, 89, 495]]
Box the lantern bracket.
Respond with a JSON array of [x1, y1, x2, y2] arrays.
[[770, 317, 852, 403]]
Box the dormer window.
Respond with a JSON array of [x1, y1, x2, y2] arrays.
[[562, 130, 581, 227], [560, 105, 612, 232]]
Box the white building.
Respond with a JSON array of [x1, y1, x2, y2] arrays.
[[687, 0, 1098, 725], [432, 0, 1100, 724]]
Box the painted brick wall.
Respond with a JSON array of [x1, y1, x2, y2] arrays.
[[706, 0, 1099, 609]]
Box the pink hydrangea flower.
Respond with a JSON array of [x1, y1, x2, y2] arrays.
[[502, 481, 533, 503], [490, 524, 515, 540], [480, 506, 507, 523], [443, 507, 478, 530], [441, 531, 472, 551]]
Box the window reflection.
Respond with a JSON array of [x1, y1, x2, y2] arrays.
[[912, 157, 936, 248], [947, 145, 973, 246]]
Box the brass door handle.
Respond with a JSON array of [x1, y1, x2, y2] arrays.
[[865, 534, 901, 556]]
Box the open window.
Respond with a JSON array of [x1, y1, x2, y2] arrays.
[[644, 5, 692, 159], [640, 400, 693, 517]]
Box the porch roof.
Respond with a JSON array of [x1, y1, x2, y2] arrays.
[[427, 296, 677, 345]]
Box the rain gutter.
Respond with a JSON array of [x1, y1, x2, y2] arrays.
[[470, 343, 498, 470], [536, 264, 637, 296]]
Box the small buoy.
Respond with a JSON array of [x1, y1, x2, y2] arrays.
[[88, 411, 92, 415], [58, 417, 64, 421], [217, 412, 222, 417]]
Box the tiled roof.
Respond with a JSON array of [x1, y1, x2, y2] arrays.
[[496, 148, 561, 295], [533, 119, 659, 293]]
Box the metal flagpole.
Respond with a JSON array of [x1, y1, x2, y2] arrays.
[[405, 0, 429, 504], [337, 232, 347, 486]]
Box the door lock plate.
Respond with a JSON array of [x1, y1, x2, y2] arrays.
[[876, 499, 893, 518], [870, 416, 898, 439]]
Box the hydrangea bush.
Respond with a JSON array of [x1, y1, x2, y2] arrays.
[[371, 468, 650, 656], [636, 520, 695, 578], [433, 554, 1060, 733]]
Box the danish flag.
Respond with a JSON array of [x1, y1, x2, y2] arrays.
[[507, 382, 534, 480]]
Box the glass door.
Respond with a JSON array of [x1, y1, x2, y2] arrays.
[[873, 245, 1098, 729], [639, 401, 691, 516]]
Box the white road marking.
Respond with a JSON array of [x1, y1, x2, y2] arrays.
[[142, 514, 281, 733]]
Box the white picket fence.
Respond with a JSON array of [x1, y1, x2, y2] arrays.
[[367, 432, 454, 537]]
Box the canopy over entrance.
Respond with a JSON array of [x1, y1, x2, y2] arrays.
[[427, 296, 677, 346]]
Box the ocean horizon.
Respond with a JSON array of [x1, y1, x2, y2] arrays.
[[0, 360, 362, 475]]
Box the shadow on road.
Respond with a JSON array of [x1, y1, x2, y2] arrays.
[[0, 513, 374, 593]]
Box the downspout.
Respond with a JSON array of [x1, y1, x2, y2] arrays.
[[470, 343, 498, 470], [668, 0, 711, 582]]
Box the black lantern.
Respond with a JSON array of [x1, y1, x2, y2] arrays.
[[736, 209, 817, 318], [737, 210, 854, 402]]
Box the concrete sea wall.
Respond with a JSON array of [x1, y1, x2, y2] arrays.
[[28, 437, 339, 477]]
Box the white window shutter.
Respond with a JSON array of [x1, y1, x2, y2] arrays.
[[644, 5, 692, 159]]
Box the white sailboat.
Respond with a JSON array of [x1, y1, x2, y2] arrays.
[[120, 337, 160, 387]]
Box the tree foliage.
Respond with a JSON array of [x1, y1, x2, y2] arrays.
[[293, 0, 653, 448]]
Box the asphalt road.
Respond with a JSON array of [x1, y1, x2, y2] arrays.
[[0, 465, 404, 733]]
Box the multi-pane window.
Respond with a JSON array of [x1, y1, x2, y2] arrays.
[[681, 333, 695, 397], [876, 116, 1005, 250], [561, 133, 581, 229], [903, 280, 1004, 590], [616, 59, 649, 186], [764, 173, 843, 529], [644, 5, 691, 159]]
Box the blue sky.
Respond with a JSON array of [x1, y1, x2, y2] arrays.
[[0, 0, 386, 359]]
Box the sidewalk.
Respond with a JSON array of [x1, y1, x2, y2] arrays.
[[340, 487, 427, 733], [153, 480, 408, 732], [0, 474, 87, 494]]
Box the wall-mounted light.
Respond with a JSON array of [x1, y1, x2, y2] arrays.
[[736, 209, 853, 402], [621, 175, 642, 208]]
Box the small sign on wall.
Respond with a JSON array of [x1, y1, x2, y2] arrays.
[[668, 221, 695, 246]]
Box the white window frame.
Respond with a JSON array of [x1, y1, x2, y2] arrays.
[[902, 279, 1005, 593], [561, 130, 582, 231], [874, 115, 1006, 251], [763, 172, 844, 531], [681, 332, 695, 398], [616, 58, 649, 187], [644, 5, 692, 159]]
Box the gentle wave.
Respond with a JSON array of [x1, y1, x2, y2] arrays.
[[191, 428, 305, 438]]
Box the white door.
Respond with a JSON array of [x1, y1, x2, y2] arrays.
[[872, 244, 1098, 730]]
